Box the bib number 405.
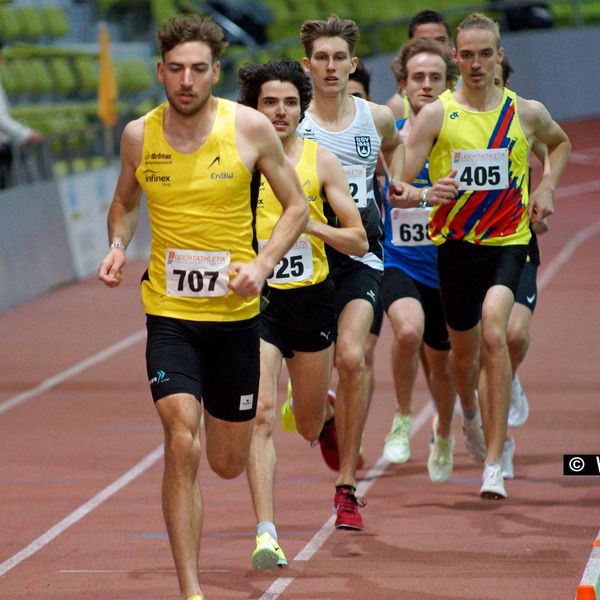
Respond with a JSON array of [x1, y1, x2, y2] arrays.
[[459, 165, 501, 188]]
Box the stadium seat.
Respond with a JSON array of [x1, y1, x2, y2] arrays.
[[48, 57, 78, 96], [15, 6, 45, 40], [40, 5, 70, 40], [28, 59, 54, 97], [74, 54, 100, 94], [115, 57, 153, 94], [0, 7, 21, 40]]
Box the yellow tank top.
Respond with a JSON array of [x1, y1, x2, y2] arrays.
[[256, 138, 328, 289], [428, 88, 531, 247], [136, 98, 258, 321]]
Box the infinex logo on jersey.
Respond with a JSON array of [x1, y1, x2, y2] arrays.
[[355, 136, 371, 158]]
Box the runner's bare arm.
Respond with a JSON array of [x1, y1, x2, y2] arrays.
[[231, 107, 308, 296], [394, 101, 454, 206], [310, 147, 367, 256], [521, 98, 571, 222], [98, 118, 144, 287], [373, 102, 404, 189]]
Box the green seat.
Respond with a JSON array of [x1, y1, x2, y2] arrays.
[[150, 0, 179, 26], [40, 5, 70, 39], [74, 54, 100, 94], [15, 6, 45, 39], [3, 58, 31, 96], [115, 57, 153, 94], [48, 57, 77, 95], [28, 59, 54, 96], [0, 7, 21, 40]]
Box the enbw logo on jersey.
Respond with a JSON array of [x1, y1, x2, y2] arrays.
[[355, 136, 372, 158]]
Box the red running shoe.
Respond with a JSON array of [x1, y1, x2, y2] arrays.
[[318, 391, 340, 471], [334, 487, 366, 530]]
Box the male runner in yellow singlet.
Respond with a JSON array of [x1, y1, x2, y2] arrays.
[[396, 13, 570, 500], [238, 58, 367, 569], [98, 15, 308, 600]]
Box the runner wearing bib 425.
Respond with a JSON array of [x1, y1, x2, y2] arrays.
[[257, 138, 328, 290]]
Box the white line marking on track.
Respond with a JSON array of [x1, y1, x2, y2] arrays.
[[258, 403, 434, 600], [537, 219, 600, 291], [0, 330, 146, 416], [554, 177, 600, 200], [0, 444, 164, 577]]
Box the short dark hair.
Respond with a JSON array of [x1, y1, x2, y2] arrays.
[[157, 15, 228, 61], [0, 36, 5, 52], [348, 59, 371, 97], [300, 14, 360, 58], [238, 58, 312, 120], [408, 10, 451, 40]]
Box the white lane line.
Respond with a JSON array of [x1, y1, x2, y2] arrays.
[[554, 177, 600, 200], [0, 330, 146, 416], [258, 403, 434, 600], [537, 219, 600, 291], [0, 444, 164, 577], [258, 216, 600, 599]]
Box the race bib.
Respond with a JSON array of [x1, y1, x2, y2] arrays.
[[452, 148, 509, 191], [259, 236, 313, 284], [391, 207, 432, 246], [165, 248, 230, 297], [343, 165, 368, 208]]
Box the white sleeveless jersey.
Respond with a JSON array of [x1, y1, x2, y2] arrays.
[[297, 96, 383, 271]]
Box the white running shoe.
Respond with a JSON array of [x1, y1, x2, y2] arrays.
[[462, 409, 486, 463], [383, 413, 412, 463], [480, 462, 507, 500], [508, 375, 530, 428], [427, 415, 455, 484], [502, 436, 515, 479]]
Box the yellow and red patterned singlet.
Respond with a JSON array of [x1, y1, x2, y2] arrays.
[[428, 88, 531, 247]]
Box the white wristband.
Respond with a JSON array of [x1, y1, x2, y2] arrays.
[[109, 242, 126, 250]]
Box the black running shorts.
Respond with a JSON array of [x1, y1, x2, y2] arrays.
[[381, 267, 450, 351], [260, 278, 336, 358], [145, 314, 260, 422], [514, 261, 538, 312], [437, 240, 527, 332]]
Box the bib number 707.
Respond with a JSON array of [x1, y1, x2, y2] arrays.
[[165, 249, 230, 297]]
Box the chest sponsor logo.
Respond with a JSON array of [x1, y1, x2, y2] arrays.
[[355, 136, 372, 158], [144, 151, 172, 165], [449, 111, 460, 120], [143, 169, 171, 184]]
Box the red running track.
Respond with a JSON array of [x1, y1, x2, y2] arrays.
[[0, 118, 599, 600]]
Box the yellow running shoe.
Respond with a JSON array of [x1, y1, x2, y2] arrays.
[[280, 379, 297, 433], [252, 532, 288, 571]]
